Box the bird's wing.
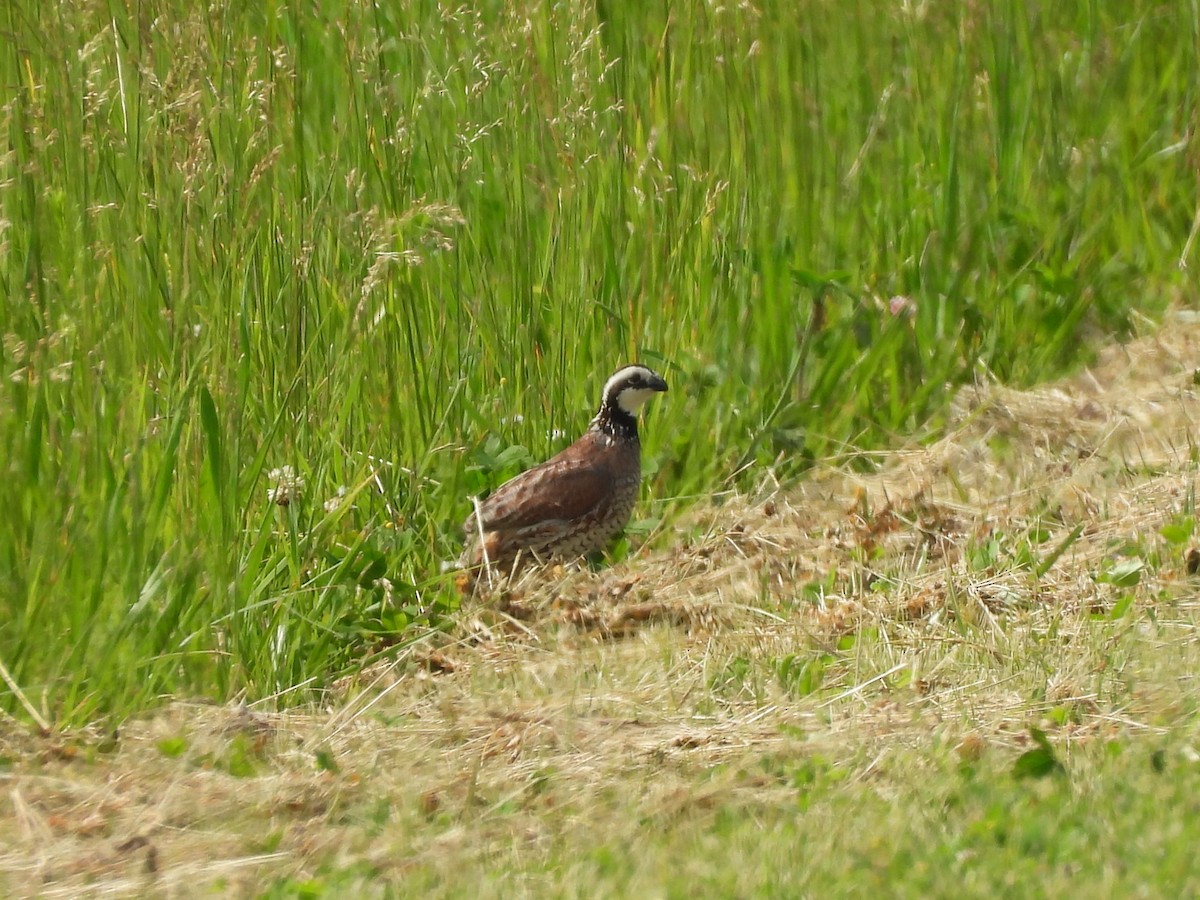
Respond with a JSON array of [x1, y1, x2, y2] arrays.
[[465, 456, 613, 534]]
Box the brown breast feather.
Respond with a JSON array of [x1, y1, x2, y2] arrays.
[[464, 432, 640, 561]]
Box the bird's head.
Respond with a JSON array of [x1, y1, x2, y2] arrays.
[[602, 364, 669, 415]]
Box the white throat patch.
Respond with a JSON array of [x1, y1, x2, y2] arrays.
[[616, 386, 661, 413]]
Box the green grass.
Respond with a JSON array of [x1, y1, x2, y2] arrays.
[[1, 1, 1197, 723], [261, 737, 1200, 897]]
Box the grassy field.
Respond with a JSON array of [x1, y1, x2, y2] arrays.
[[4, 323, 1200, 895], [2, 0, 1194, 725], [2, 0, 1200, 893]]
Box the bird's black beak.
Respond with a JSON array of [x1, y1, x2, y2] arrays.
[[649, 374, 668, 393]]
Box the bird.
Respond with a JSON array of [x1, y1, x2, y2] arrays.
[[462, 363, 669, 575]]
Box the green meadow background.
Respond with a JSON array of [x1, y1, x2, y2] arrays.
[[0, 1, 1194, 723]]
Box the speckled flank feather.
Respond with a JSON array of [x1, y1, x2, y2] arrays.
[[463, 364, 668, 572]]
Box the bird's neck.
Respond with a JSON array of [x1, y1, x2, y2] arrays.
[[590, 399, 639, 441]]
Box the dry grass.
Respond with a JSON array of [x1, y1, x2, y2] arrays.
[[6, 314, 1200, 895]]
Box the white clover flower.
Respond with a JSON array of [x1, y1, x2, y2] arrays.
[[267, 466, 304, 506]]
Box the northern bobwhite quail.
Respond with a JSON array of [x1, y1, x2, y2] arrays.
[[463, 364, 669, 573]]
